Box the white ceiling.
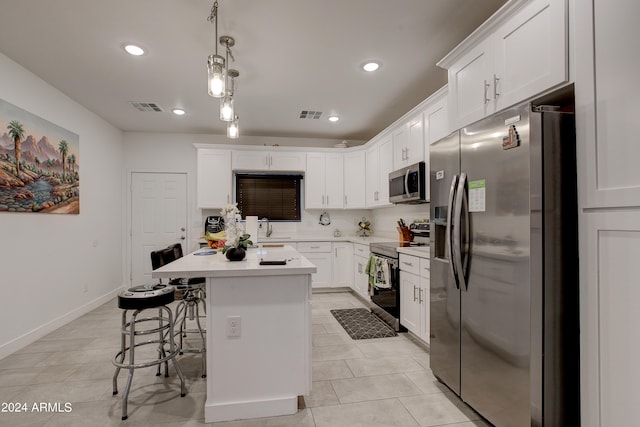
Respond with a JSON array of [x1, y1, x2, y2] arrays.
[[0, 0, 507, 142]]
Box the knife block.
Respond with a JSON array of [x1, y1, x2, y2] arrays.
[[397, 226, 413, 243]]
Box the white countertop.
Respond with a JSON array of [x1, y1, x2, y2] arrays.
[[152, 245, 317, 279]]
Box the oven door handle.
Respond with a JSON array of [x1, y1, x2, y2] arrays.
[[446, 174, 460, 290]]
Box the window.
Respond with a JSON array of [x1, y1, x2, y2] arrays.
[[235, 174, 302, 221]]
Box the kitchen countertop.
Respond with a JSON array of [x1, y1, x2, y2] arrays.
[[152, 245, 317, 279]]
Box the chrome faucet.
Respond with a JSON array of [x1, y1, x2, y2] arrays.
[[261, 217, 273, 237]]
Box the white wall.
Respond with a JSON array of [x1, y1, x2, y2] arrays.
[[0, 53, 125, 358]]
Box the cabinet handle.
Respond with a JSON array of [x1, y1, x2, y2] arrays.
[[227, 194, 230, 203], [344, 195, 347, 205], [413, 285, 418, 302], [484, 80, 491, 104], [327, 195, 329, 205], [403, 261, 413, 267], [419, 288, 424, 304], [493, 74, 500, 99], [310, 246, 320, 249], [322, 195, 325, 205]]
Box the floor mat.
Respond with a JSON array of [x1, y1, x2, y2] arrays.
[[330, 308, 397, 340]]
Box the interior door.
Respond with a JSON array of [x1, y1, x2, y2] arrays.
[[130, 172, 187, 285]]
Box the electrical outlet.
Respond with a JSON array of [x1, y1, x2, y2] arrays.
[[226, 316, 241, 337]]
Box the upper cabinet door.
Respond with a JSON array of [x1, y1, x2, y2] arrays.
[[232, 150, 269, 171], [269, 151, 305, 171], [493, 0, 567, 111], [575, 0, 640, 208], [343, 151, 366, 209], [305, 153, 326, 209], [407, 112, 425, 165], [393, 124, 410, 170], [197, 149, 232, 208], [447, 38, 495, 130], [365, 144, 380, 207], [377, 136, 394, 206], [324, 153, 344, 209]]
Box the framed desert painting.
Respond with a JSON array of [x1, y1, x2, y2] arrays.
[[0, 98, 79, 214]]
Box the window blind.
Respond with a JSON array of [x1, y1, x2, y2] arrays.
[[235, 174, 302, 221]]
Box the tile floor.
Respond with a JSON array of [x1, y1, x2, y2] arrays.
[[0, 291, 489, 427]]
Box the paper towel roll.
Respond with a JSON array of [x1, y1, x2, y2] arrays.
[[245, 216, 258, 245]]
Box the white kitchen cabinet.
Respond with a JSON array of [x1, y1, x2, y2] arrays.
[[575, 0, 640, 208], [196, 148, 232, 209], [439, 0, 568, 130], [353, 253, 369, 299], [399, 253, 429, 344], [352, 243, 370, 298], [297, 242, 332, 288], [393, 112, 424, 170], [232, 150, 305, 172], [305, 152, 344, 209], [365, 135, 393, 208], [419, 258, 430, 344], [574, 1, 640, 426], [332, 242, 353, 287], [343, 151, 366, 209], [424, 87, 449, 146]]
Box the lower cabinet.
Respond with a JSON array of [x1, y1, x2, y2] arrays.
[[297, 242, 332, 288], [333, 242, 353, 287], [352, 243, 370, 299], [399, 254, 430, 344], [297, 241, 353, 288]]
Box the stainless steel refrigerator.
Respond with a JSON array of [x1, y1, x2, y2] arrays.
[[429, 100, 580, 426]]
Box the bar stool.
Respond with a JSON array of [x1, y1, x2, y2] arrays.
[[151, 244, 207, 378], [112, 283, 186, 421]]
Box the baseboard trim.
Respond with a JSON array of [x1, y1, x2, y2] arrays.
[[204, 395, 298, 423], [0, 286, 124, 360]]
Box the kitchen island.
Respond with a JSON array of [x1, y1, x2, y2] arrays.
[[151, 245, 316, 423]]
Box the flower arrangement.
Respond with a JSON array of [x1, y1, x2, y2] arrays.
[[220, 203, 253, 254]]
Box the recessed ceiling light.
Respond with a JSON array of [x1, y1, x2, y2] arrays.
[[172, 108, 186, 116], [362, 61, 380, 72], [328, 115, 340, 122], [124, 44, 145, 56]]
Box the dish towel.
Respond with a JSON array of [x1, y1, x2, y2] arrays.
[[365, 255, 391, 289]]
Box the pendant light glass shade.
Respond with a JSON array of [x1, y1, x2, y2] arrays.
[[220, 95, 234, 121], [227, 116, 239, 139], [207, 55, 226, 98]]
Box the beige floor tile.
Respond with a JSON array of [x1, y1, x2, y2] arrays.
[[311, 398, 420, 427], [0, 408, 56, 427], [303, 380, 339, 408], [413, 353, 430, 370], [400, 392, 481, 427], [345, 355, 425, 377], [312, 333, 353, 347], [331, 373, 422, 403], [312, 324, 328, 335], [312, 360, 354, 381], [312, 343, 364, 362], [404, 370, 450, 395], [355, 337, 426, 357]]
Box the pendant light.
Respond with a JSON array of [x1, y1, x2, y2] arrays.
[[207, 1, 225, 98], [220, 69, 238, 122], [227, 115, 239, 139]]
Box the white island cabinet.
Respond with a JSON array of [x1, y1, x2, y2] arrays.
[[152, 245, 315, 423]]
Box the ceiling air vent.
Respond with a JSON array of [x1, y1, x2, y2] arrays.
[[299, 110, 322, 119], [130, 102, 164, 112]]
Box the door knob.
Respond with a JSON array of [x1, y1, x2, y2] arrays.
[[181, 236, 186, 240], [181, 227, 185, 232]]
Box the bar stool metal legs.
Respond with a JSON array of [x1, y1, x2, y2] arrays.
[[174, 285, 207, 378], [112, 304, 186, 420]]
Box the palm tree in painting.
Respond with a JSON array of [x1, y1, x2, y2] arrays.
[[68, 154, 76, 174], [46, 159, 53, 173], [58, 140, 68, 180], [7, 120, 25, 177]]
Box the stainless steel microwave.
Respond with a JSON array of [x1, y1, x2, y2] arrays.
[[389, 161, 427, 204]]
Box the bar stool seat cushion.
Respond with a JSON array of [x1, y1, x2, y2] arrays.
[[118, 284, 175, 310]]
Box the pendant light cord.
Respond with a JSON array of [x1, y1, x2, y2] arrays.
[[208, 1, 219, 55]]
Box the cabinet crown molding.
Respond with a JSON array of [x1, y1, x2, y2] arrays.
[[437, 0, 529, 69]]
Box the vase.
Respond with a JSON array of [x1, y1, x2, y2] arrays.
[[225, 247, 246, 261]]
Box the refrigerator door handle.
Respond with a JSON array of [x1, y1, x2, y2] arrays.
[[453, 173, 469, 291], [446, 174, 460, 289]]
